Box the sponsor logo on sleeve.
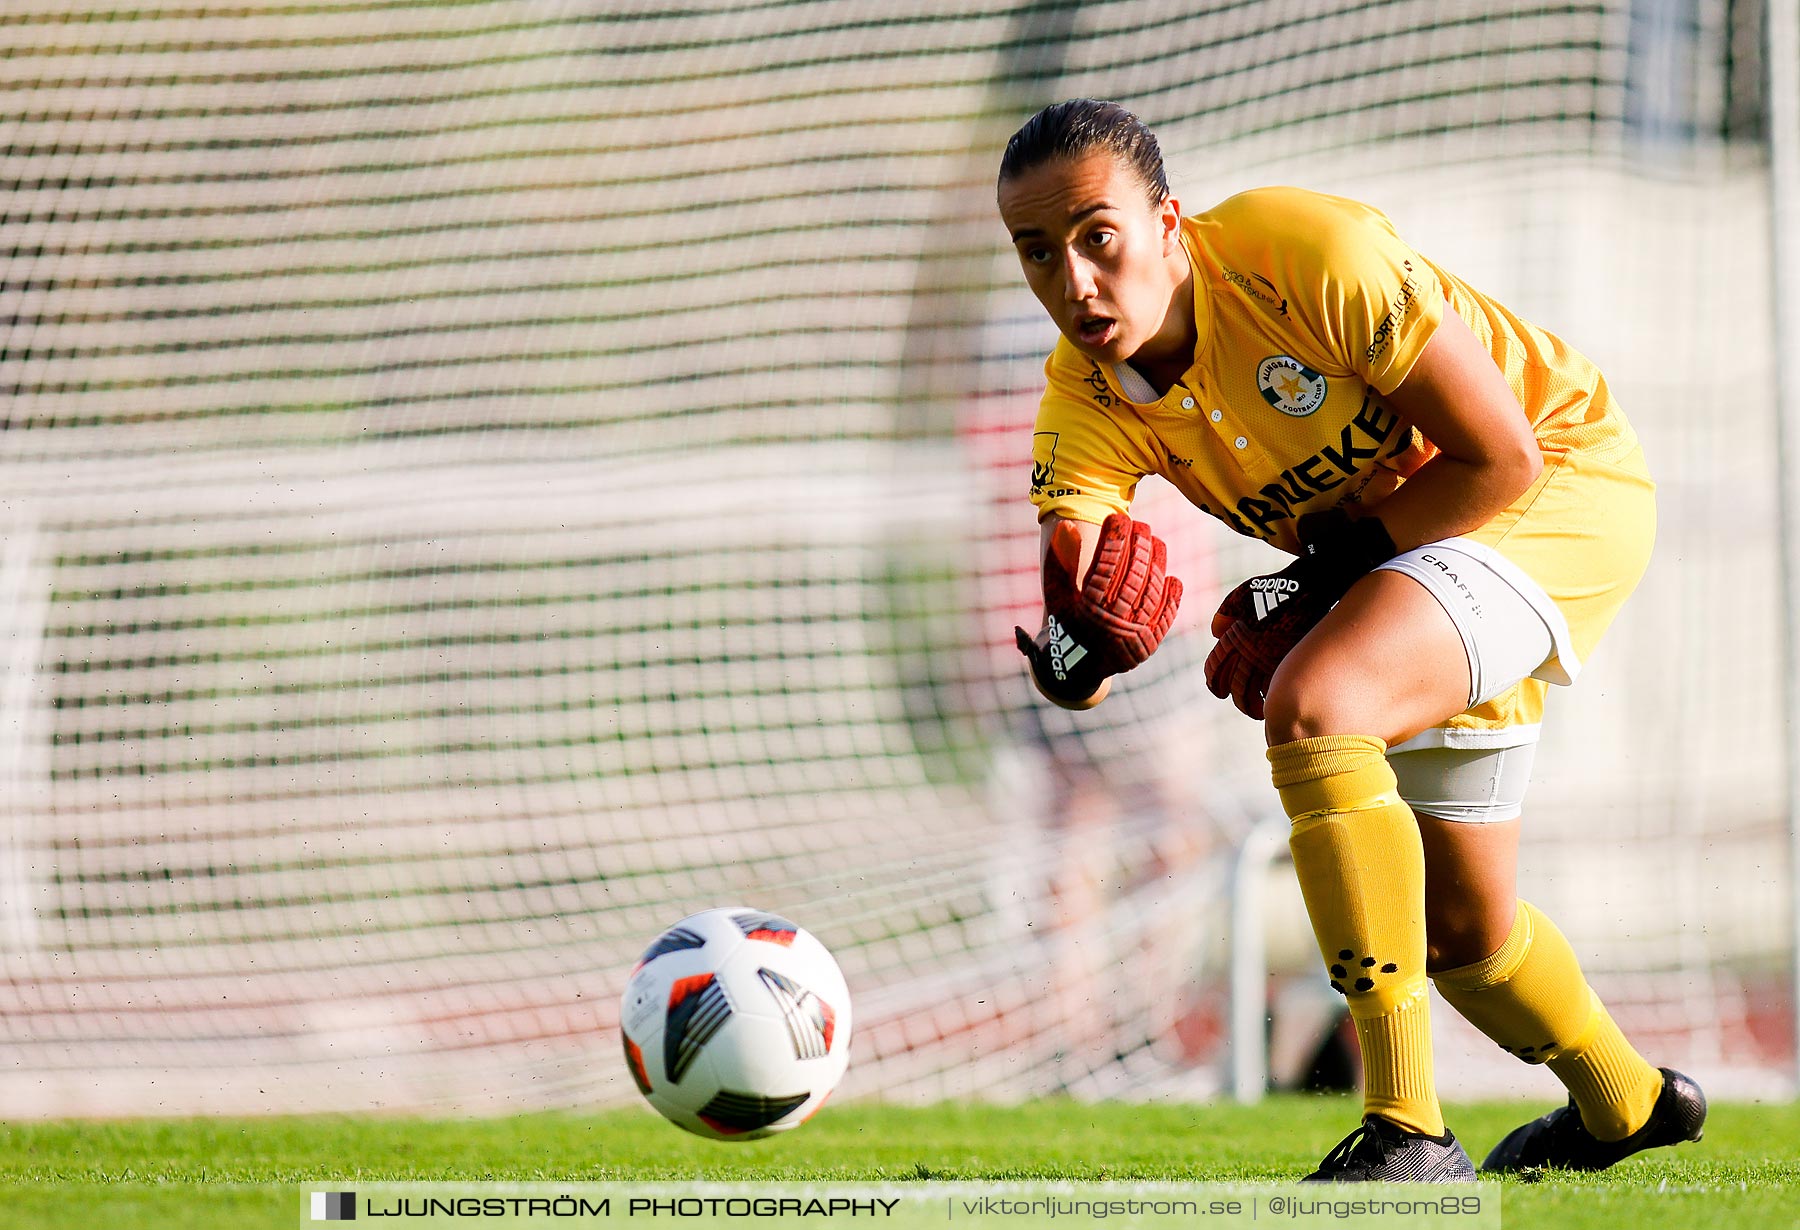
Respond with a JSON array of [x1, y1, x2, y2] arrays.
[[1366, 259, 1420, 366], [1030, 431, 1059, 495], [1030, 431, 1082, 500], [1222, 268, 1290, 317]]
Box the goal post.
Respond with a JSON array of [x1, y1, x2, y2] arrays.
[[0, 0, 1789, 1115], [1766, 0, 1800, 1090]]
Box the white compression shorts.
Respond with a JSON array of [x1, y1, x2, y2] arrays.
[[1376, 540, 1565, 710], [1375, 541, 1561, 823], [1387, 742, 1537, 824]]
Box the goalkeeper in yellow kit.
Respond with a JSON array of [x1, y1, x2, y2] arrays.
[[999, 99, 1706, 1182]]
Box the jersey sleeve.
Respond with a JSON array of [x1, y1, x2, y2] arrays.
[[1250, 190, 1447, 395], [1027, 392, 1144, 525]]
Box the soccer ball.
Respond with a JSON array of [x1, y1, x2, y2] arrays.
[[619, 906, 852, 1140]]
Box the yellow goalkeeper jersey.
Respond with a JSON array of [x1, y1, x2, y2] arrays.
[[1027, 186, 1639, 553], [1026, 186, 1654, 747]]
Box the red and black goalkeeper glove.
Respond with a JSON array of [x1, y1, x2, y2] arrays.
[[1204, 509, 1398, 719], [1014, 512, 1184, 707]]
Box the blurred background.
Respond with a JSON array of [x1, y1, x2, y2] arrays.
[[0, 0, 1791, 1116]]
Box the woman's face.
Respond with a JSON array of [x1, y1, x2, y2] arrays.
[[997, 150, 1182, 367]]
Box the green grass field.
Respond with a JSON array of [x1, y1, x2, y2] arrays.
[[4, 1096, 1797, 1230]]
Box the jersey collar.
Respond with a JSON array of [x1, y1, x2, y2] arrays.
[[1104, 217, 1210, 408]]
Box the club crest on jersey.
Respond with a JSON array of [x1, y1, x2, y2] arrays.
[[1257, 355, 1327, 417]]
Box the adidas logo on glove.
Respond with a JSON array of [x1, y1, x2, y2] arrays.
[[1250, 575, 1300, 621], [1045, 616, 1088, 681]]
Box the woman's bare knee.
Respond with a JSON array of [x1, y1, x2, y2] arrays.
[[1426, 905, 1511, 971], [1419, 813, 1521, 971], [1263, 657, 1393, 745]]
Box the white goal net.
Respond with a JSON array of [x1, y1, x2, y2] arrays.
[[0, 0, 1788, 1115]]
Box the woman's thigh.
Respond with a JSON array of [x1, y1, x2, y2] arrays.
[[1262, 569, 1472, 748]]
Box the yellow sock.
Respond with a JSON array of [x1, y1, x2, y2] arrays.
[[1433, 900, 1662, 1141], [1269, 735, 1442, 1137]]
